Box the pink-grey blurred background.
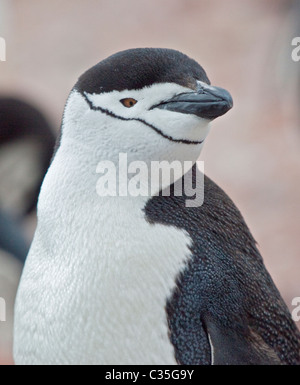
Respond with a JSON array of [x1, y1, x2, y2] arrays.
[[0, 0, 299, 364]]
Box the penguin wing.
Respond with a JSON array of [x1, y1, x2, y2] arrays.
[[204, 317, 282, 365], [145, 167, 300, 365]]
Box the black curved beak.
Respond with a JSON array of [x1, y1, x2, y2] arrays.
[[153, 82, 233, 120]]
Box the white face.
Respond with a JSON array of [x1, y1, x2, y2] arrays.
[[62, 82, 211, 166]]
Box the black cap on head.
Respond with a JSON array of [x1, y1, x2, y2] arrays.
[[75, 48, 210, 95]]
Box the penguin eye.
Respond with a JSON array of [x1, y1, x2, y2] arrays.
[[120, 98, 137, 108]]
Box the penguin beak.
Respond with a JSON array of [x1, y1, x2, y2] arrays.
[[153, 82, 233, 120]]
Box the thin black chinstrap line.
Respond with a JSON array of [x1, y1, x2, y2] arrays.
[[82, 93, 204, 146]]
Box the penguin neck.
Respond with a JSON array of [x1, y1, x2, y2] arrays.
[[37, 136, 204, 262], [54, 135, 204, 202]]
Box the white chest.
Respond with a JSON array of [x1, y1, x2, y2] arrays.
[[14, 145, 192, 365]]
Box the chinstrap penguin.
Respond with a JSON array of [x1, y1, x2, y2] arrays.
[[14, 48, 300, 365]]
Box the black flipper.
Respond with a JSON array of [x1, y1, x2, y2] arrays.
[[204, 317, 281, 365]]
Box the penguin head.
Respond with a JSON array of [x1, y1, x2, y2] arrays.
[[61, 48, 233, 164]]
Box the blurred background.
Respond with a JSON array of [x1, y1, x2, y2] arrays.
[[0, 0, 299, 364]]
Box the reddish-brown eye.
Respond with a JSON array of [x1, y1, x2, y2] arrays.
[[120, 98, 137, 108]]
